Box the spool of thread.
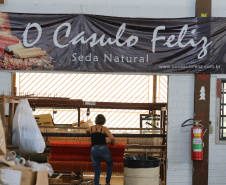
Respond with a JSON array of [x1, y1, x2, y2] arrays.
[[14, 158, 20, 165], [6, 151, 16, 161], [19, 157, 26, 166]]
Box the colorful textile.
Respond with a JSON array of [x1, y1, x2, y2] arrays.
[[49, 141, 126, 172]]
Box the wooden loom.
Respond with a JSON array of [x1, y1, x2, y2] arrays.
[[47, 139, 127, 175], [31, 97, 167, 181], [42, 127, 166, 177], [0, 95, 167, 181]]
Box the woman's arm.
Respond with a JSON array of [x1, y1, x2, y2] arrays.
[[86, 127, 91, 134], [104, 127, 115, 144]]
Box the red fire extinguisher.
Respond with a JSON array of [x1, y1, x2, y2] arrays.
[[191, 124, 203, 160]]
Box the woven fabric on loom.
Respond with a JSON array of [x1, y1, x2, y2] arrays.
[[50, 141, 126, 158], [49, 141, 126, 172], [48, 158, 124, 173], [48, 137, 127, 144], [50, 153, 124, 163], [50, 142, 92, 155]]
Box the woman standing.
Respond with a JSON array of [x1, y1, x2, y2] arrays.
[[86, 114, 115, 185]]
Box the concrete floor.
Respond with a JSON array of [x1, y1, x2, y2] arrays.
[[99, 176, 164, 185], [100, 176, 123, 185]]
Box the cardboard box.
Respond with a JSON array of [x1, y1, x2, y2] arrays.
[[0, 164, 35, 185], [0, 156, 49, 185], [35, 170, 49, 185], [0, 115, 6, 155], [35, 114, 54, 126], [0, 168, 22, 185], [13, 165, 35, 185]]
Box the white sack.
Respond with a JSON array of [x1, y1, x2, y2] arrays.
[[12, 99, 45, 153], [26, 160, 54, 177]]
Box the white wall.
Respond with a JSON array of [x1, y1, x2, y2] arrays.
[[0, 0, 223, 18], [212, 0, 226, 17], [167, 74, 194, 185], [167, 74, 226, 185], [0, 0, 195, 18], [208, 75, 226, 185], [0, 72, 12, 115], [0, 72, 12, 96]]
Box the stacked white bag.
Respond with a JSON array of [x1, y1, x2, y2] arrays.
[[12, 99, 45, 153]]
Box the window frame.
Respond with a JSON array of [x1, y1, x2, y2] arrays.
[[219, 80, 226, 140]]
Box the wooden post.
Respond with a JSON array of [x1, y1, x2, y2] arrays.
[[193, 0, 211, 185], [152, 75, 157, 116], [0, 0, 4, 4], [160, 108, 166, 184], [11, 73, 16, 96], [161, 109, 166, 145], [193, 74, 210, 185], [0, 95, 19, 145], [0, 95, 7, 144], [0, 103, 7, 144], [153, 75, 157, 103], [8, 102, 14, 145], [196, 0, 211, 17], [78, 108, 80, 127]]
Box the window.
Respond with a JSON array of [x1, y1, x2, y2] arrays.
[[220, 80, 226, 140], [16, 73, 168, 127]]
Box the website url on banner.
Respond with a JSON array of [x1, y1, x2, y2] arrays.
[[159, 65, 221, 69], [159, 65, 171, 69]]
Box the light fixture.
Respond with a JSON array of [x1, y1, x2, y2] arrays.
[[87, 107, 90, 116]]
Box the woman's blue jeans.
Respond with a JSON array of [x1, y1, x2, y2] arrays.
[[91, 145, 113, 185]]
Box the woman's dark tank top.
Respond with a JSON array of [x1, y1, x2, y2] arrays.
[[91, 125, 106, 146]]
